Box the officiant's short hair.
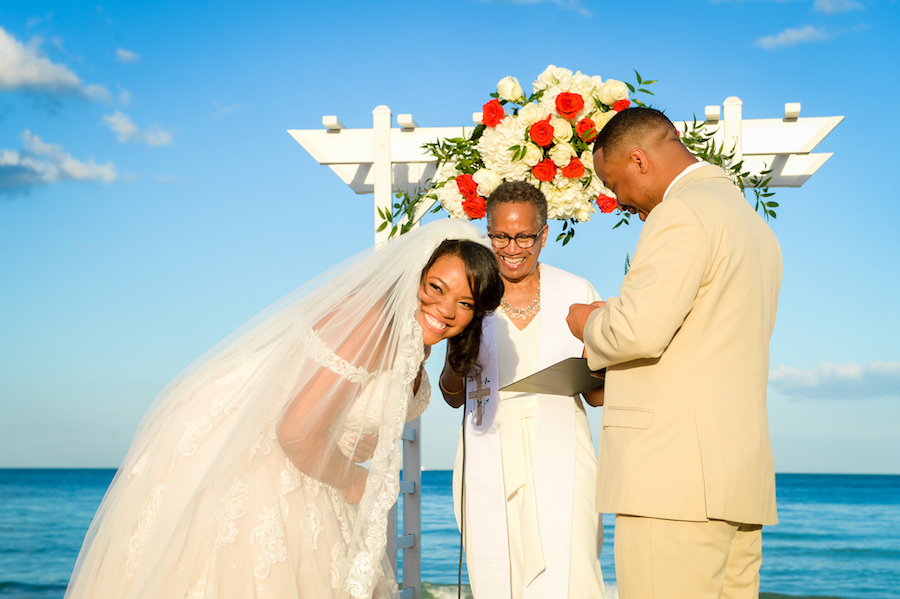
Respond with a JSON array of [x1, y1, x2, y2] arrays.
[[486, 181, 548, 228]]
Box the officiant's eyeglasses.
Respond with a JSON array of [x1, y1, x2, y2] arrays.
[[488, 232, 541, 249]]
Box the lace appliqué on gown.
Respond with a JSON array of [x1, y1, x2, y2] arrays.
[[73, 324, 427, 599]]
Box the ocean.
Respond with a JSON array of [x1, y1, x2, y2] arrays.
[[1, 470, 897, 599]]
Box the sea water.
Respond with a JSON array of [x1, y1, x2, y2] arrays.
[[1, 470, 897, 599]]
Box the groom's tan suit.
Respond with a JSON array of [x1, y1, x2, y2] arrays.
[[583, 164, 782, 597]]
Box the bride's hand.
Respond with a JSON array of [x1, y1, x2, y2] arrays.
[[342, 467, 368, 505], [347, 433, 378, 463]]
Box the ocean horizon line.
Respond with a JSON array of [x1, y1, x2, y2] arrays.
[[1, 466, 899, 477]]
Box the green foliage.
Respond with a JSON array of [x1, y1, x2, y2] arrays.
[[377, 187, 432, 239], [627, 70, 657, 108], [423, 126, 484, 175], [679, 116, 777, 220], [612, 213, 631, 229], [555, 218, 577, 246]]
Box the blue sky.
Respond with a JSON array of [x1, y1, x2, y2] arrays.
[[1, 0, 898, 473]]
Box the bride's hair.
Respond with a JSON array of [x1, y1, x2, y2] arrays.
[[422, 239, 504, 377]]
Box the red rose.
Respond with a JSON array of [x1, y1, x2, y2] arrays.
[[612, 99, 631, 112], [531, 158, 557, 182], [562, 157, 585, 179], [455, 174, 478, 199], [529, 116, 554, 147], [462, 196, 487, 219], [576, 118, 597, 143], [555, 92, 585, 120], [597, 194, 618, 213], [482, 99, 505, 128]]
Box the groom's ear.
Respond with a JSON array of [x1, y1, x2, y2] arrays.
[[628, 148, 650, 175]]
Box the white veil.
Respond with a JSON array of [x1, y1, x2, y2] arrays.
[[65, 219, 491, 599]]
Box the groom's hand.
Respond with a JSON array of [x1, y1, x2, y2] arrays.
[[567, 301, 605, 342]]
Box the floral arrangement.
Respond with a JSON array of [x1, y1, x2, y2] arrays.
[[378, 66, 776, 242], [414, 65, 651, 243]]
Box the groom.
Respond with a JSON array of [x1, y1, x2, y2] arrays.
[[567, 108, 782, 599]]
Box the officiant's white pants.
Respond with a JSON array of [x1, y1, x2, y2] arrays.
[[454, 396, 605, 598]]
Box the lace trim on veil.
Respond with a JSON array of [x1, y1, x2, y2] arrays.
[[302, 329, 375, 385], [342, 319, 424, 598]]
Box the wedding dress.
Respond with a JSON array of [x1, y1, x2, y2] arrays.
[[64, 219, 488, 599]]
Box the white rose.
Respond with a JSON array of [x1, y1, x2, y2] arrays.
[[473, 168, 502, 197], [517, 102, 549, 127], [549, 142, 576, 167], [497, 76, 524, 103], [550, 116, 573, 143], [521, 143, 544, 167], [579, 149, 596, 174], [593, 109, 616, 133], [575, 206, 592, 222], [599, 79, 629, 106]]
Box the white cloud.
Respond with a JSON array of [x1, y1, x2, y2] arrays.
[[103, 111, 173, 146], [143, 126, 173, 147], [115, 47, 139, 64], [117, 87, 132, 105], [103, 110, 140, 142], [155, 173, 191, 184], [25, 12, 54, 31], [0, 130, 117, 193], [0, 26, 112, 102], [209, 96, 248, 119], [814, 0, 864, 14], [475, 0, 591, 17], [0, 26, 81, 92], [756, 24, 831, 49], [83, 84, 112, 102], [769, 361, 900, 400]]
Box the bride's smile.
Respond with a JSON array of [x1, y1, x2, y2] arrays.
[[418, 254, 476, 345]]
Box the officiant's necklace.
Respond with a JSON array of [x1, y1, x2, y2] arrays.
[[500, 268, 540, 320]]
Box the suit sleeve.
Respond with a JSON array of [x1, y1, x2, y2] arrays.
[[584, 198, 708, 369]]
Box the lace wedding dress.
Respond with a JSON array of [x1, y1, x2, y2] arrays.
[[64, 219, 485, 599]]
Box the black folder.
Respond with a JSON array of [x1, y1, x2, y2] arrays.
[[499, 357, 604, 396]]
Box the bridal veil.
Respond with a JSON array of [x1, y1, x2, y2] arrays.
[[65, 219, 490, 599]]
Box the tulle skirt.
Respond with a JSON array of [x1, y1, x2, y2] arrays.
[[66, 415, 397, 598]]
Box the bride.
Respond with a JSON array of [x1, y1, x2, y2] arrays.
[[64, 219, 504, 599]]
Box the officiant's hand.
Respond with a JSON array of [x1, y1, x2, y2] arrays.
[[567, 301, 605, 342]]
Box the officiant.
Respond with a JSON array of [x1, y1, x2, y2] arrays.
[[440, 180, 606, 599]]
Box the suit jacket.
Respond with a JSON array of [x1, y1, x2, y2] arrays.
[[584, 164, 782, 526]]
